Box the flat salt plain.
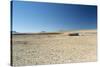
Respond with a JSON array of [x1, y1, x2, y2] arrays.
[[12, 30, 97, 66]]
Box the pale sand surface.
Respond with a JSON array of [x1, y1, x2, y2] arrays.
[[12, 30, 97, 66]]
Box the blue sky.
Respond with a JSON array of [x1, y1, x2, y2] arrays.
[[12, 1, 97, 33]]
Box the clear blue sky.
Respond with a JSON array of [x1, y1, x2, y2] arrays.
[[12, 1, 97, 33]]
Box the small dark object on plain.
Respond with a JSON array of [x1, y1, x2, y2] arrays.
[[68, 33, 79, 36]]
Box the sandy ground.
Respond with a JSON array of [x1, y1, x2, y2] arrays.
[[12, 30, 97, 66]]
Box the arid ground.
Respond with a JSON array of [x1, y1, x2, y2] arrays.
[[12, 30, 97, 66]]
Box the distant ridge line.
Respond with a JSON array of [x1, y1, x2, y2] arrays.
[[12, 32, 62, 35]]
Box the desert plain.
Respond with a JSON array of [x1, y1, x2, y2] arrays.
[[12, 29, 97, 66]]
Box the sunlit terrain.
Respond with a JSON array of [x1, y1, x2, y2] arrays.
[[12, 30, 97, 66]]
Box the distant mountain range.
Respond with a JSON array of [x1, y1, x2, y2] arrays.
[[11, 31, 18, 34]]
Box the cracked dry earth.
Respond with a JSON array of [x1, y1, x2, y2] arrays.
[[12, 30, 97, 66]]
